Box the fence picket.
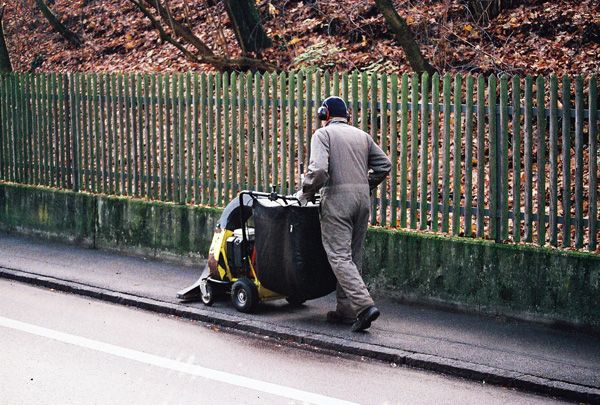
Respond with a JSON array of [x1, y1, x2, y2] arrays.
[[399, 73, 409, 228], [252, 72, 260, 191], [389, 74, 399, 227], [107, 74, 115, 195], [216, 73, 223, 203], [305, 72, 313, 161], [561, 76, 571, 247], [2, 75, 9, 181], [150, 74, 158, 200], [231, 72, 239, 196], [92, 73, 101, 193], [499, 75, 509, 240], [351, 71, 358, 128], [9, 73, 17, 183], [0, 75, 5, 181], [511, 76, 521, 242], [262, 72, 270, 192], [296, 72, 304, 188], [380, 73, 389, 227], [16, 73, 23, 183], [239, 74, 247, 192], [157, 74, 165, 201], [588, 75, 598, 251], [523, 76, 533, 242], [476, 75, 485, 238], [464, 75, 474, 236], [207, 73, 216, 202], [452, 74, 462, 236], [99, 74, 107, 194], [179, 73, 187, 204], [371, 72, 379, 226], [223, 72, 231, 202], [574, 76, 584, 249], [409, 73, 419, 229], [200, 73, 208, 202], [288, 72, 296, 193], [431, 73, 440, 232], [419, 72, 429, 230], [441, 74, 451, 233], [279, 72, 286, 194], [548, 75, 559, 246], [246, 73, 255, 192], [117, 74, 125, 195], [52, 73, 60, 188], [145, 74, 153, 199], [270, 73, 278, 189], [174, 73, 182, 204], [24, 74, 33, 185], [488, 75, 498, 241], [536, 76, 547, 246], [10, 73, 16, 183], [124, 74, 133, 195]]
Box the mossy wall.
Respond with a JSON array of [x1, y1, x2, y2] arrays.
[[0, 183, 220, 262], [0, 183, 96, 245], [1, 182, 599, 328], [95, 195, 219, 261], [363, 227, 600, 327]]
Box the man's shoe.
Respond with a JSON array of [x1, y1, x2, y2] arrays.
[[326, 311, 356, 325], [351, 306, 380, 332]]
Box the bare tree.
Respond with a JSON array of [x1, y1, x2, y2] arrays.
[[0, 6, 12, 72], [36, 0, 83, 47], [375, 0, 436, 75], [130, 0, 276, 71], [223, 0, 271, 54]]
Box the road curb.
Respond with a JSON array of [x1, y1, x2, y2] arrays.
[[1, 267, 599, 403]]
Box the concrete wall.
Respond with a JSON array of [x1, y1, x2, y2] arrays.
[[0, 183, 220, 264], [363, 228, 600, 329], [1, 182, 599, 329]]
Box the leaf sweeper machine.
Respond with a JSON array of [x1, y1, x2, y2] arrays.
[[177, 188, 337, 313]]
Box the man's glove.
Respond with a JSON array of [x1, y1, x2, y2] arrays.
[[294, 190, 309, 206]]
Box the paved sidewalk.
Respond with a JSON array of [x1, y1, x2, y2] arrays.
[[1, 232, 599, 402]]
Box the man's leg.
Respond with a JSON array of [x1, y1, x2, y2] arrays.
[[321, 211, 374, 316]]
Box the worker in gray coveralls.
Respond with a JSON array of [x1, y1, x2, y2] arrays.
[[297, 96, 392, 332]]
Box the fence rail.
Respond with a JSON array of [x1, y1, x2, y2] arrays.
[[0, 71, 598, 252]]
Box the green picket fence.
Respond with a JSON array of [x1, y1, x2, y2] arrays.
[[0, 71, 598, 252]]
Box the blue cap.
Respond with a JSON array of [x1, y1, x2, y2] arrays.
[[322, 96, 348, 118]]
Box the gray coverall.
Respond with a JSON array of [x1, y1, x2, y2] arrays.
[[299, 117, 392, 317]]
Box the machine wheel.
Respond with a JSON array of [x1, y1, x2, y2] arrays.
[[231, 278, 258, 313], [200, 281, 214, 306], [285, 296, 305, 307]]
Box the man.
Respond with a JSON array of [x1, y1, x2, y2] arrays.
[[298, 96, 392, 332]]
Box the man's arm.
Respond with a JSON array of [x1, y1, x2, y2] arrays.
[[368, 137, 392, 190], [299, 130, 330, 203]]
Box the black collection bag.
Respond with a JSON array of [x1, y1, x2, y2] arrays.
[[252, 199, 337, 301]]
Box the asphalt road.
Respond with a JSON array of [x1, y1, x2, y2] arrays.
[[0, 279, 563, 405]]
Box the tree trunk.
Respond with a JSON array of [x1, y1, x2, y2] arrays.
[[0, 8, 12, 72], [223, 0, 272, 54], [374, 0, 436, 75], [464, 0, 518, 24], [142, 0, 214, 56], [130, 0, 276, 71], [36, 0, 83, 47]]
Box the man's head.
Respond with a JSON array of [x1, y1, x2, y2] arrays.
[[317, 96, 349, 122]]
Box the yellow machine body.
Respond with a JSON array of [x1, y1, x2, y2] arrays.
[[207, 227, 281, 302]]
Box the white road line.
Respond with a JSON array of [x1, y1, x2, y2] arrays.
[[0, 316, 357, 405]]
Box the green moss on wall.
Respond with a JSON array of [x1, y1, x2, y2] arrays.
[[363, 227, 600, 327]]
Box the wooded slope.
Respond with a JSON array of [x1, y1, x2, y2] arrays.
[[3, 0, 599, 75]]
